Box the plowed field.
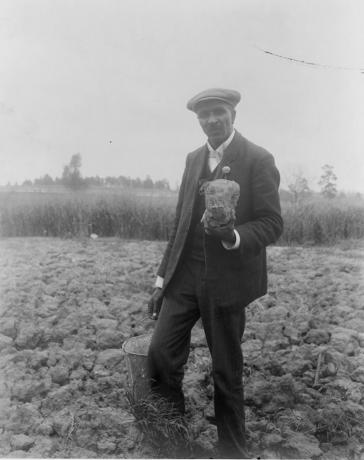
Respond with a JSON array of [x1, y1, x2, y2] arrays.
[[0, 238, 363, 459]]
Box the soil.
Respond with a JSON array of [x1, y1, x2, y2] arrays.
[[0, 237, 363, 459]]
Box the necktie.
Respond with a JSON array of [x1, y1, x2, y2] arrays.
[[209, 150, 222, 161], [209, 150, 222, 171]]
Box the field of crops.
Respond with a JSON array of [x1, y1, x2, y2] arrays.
[[0, 237, 363, 458], [1, 189, 364, 245]]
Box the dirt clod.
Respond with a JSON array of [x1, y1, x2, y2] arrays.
[[10, 434, 35, 451]]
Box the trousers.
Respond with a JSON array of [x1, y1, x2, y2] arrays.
[[147, 257, 246, 458]]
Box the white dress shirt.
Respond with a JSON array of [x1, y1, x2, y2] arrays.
[[206, 129, 236, 172]]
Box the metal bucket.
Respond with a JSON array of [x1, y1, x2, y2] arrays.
[[122, 333, 152, 400]]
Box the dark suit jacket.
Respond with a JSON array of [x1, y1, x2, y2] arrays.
[[157, 130, 283, 307]]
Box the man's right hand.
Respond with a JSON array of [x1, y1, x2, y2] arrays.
[[148, 287, 163, 320]]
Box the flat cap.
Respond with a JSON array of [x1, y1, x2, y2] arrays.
[[187, 88, 241, 112]]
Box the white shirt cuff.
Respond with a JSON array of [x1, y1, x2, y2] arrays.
[[221, 229, 240, 250], [155, 276, 164, 288]]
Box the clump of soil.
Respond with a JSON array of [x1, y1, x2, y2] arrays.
[[0, 237, 363, 459], [201, 178, 240, 229]]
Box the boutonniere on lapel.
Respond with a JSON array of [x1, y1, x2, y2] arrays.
[[222, 166, 231, 179], [200, 166, 240, 232]]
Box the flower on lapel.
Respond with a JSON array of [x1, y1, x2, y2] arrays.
[[222, 166, 231, 179]]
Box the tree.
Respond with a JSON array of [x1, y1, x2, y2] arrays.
[[143, 175, 154, 189], [62, 153, 85, 189], [318, 164, 337, 199], [288, 172, 311, 203], [34, 174, 54, 186], [132, 177, 142, 188], [155, 178, 170, 191], [105, 176, 119, 186], [84, 175, 104, 187]]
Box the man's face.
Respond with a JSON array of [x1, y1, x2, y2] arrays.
[[196, 100, 236, 147]]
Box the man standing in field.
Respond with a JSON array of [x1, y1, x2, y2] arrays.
[[147, 88, 283, 458]]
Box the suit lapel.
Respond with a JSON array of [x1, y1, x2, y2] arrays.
[[214, 130, 244, 178], [187, 146, 209, 198], [163, 147, 208, 288]]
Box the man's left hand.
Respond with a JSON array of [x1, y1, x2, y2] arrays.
[[205, 225, 236, 244]]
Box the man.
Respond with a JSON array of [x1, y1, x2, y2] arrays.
[[147, 88, 283, 458]]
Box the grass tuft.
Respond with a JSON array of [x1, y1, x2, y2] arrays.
[[126, 390, 192, 457]]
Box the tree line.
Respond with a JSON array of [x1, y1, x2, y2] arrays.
[[7, 153, 346, 200], [20, 154, 171, 191]]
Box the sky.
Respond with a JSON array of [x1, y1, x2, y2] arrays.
[[1, 0, 364, 192]]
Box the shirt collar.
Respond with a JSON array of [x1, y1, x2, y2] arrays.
[[206, 129, 235, 155]]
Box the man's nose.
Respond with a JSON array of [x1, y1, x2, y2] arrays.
[[207, 113, 218, 123]]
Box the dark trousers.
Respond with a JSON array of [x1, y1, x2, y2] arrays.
[[147, 258, 246, 458]]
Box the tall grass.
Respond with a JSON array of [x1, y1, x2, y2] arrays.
[[0, 190, 363, 245], [0, 190, 175, 240], [280, 197, 364, 245]]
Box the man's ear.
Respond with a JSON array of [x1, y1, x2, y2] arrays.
[[231, 109, 236, 124]]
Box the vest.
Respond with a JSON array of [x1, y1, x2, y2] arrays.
[[183, 155, 221, 262]]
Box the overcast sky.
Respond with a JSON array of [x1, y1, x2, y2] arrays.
[[1, 0, 363, 191]]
